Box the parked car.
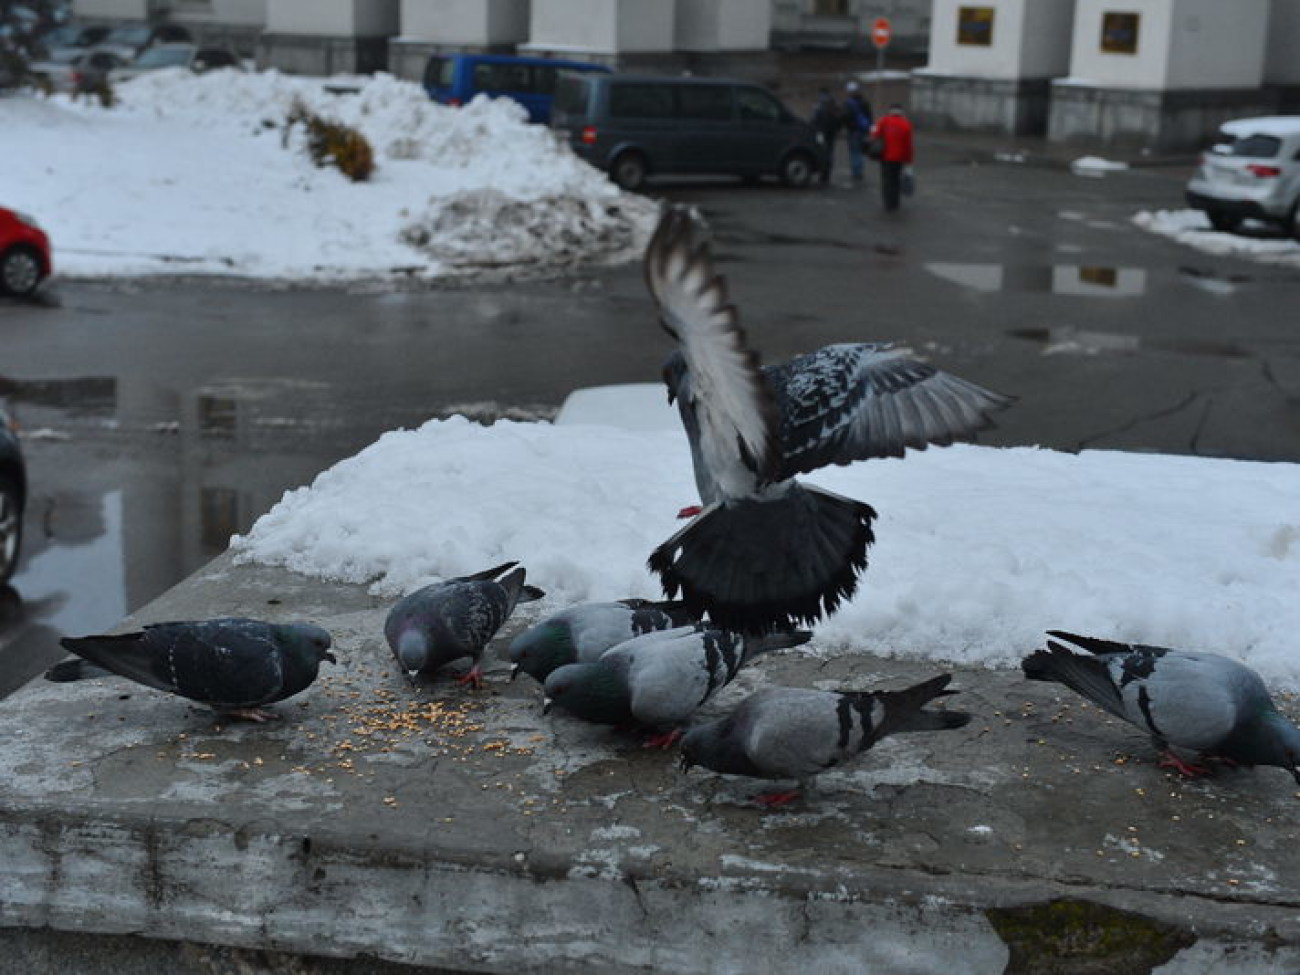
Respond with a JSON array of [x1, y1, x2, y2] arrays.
[[108, 42, 241, 83], [26, 46, 124, 92], [1185, 116, 1300, 239], [423, 52, 610, 124], [0, 406, 25, 584], [0, 206, 52, 297], [550, 73, 827, 191], [93, 20, 190, 61], [33, 21, 110, 57]]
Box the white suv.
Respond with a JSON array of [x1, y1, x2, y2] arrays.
[[1185, 116, 1300, 239]]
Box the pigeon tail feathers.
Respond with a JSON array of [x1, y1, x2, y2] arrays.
[[872, 674, 969, 739], [1022, 642, 1127, 719], [648, 482, 876, 634]]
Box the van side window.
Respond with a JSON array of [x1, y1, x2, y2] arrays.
[[610, 84, 675, 119], [474, 61, 535, 95], [736, 87, 784, 123], [424, 57, 453, 87], [677, 85, 733, 121]]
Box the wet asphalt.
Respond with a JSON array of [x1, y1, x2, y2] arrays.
[[1, 139, 1297, 696]]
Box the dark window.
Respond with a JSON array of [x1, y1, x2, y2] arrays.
[[1100, 12, 1140, 54], [676, 85, 732, 121], [813, 0, 849, 14], [474, 61, 535, 94], [1229, 134, 1282, 159], [552, 74, 590, 115], [736, 86, 783, 123], [424, 56, 453, 88], [609, 83, 675, 119], [957, 7, 995, 46]]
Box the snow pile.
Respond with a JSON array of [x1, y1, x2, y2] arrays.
[[1134, 209, 1300, 267], [5, 69, 658, 281], [231, 415, 1300, 689], [1070, 156, 1129, 177]]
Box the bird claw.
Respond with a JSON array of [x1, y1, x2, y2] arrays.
[[1157, 751, 1212, 778], [456, 667, 484, 690], [643, 729, 682, 750], [755, 789, 801, 808], [220, 707, 281, 724]]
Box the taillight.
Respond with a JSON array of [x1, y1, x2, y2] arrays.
[[581, 126, 597, 145], [1247, 164, 1281, 178], [448, 97, 461, 107]]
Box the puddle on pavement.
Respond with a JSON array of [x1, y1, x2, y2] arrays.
[[925, 262, 1150, 296], [0, 374, 406, 701], [1007, 325, 1250, 358]]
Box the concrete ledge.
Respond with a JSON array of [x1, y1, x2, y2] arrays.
[[4, 554, 1300, 972], [256, 33, 390, 77]]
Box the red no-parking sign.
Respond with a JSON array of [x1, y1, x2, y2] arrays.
[[871, 17, 892, 48]]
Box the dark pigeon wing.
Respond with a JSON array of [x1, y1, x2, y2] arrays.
[[767, 343, 1014, 479], [644, 207, 782, 490], [60, 620, 287, 707]]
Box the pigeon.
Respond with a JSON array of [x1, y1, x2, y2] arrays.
[[45, 617, 336, 722], [508, 598, 699, 684], [543, 625, 811, 746], [384, 560, 544, 687], [644, 206, 1013, 634], [1023, 630, 1300, 783], [680, 674, 972, 806]]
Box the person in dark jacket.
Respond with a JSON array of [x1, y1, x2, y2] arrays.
[[869, 104, 914, 211], [841, 81, 872, 184], [810, 87, 840, 185]]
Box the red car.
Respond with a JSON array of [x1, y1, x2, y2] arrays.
[[0, 207, 53, 297]]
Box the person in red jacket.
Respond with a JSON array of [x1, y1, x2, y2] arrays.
[[868, 104, 915, 212]]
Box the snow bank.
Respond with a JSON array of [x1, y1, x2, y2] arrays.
[[231, 416, 1300, 689], [6, 69, 658, 281], [1134, 209, 1300, 268]]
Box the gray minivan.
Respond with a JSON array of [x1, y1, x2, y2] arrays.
[[550, 73, 826, 191]]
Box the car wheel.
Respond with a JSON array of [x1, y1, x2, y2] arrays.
[[1206, 210, 1242, 234], [610, 152, 648, 192], [0, 475, 21, 584], [779, 151, 817, 189], [0, 246, 44, 297]]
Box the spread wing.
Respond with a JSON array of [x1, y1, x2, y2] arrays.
[[767, 343, 1014, 479], [644, 207, 781, 496]]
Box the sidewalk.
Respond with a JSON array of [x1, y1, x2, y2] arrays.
[[2, 551, 1300, 973]]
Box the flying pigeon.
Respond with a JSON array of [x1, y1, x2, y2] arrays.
[[644, 206, 1013, 634], [1023, 630, 1300, 783], [45, 617, 336, 722], [384, 560, 544, 687], [508, 598, 699, 684], [680, 674, 972, 806], [543, 625, 811, 746]]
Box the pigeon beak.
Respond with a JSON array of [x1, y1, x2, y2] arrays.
[[542, 697, 554, 716], [323, 652, 338, 665], [510, 663, 521, 682]]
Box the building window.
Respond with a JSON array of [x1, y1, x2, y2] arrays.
[[956, 7, 995, 46], [812, 0, 850, 15], [1100, 12, 1140, 54]]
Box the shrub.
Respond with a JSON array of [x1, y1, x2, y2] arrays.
[[284, 97, 375, 182]]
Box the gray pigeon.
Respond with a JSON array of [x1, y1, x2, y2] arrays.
[[384, 560, 544, 687], [45, 617, 336, 722], [1023, 630, 1300, 782], [644, 206, 1013, 635], [508, 598, 698, 684], [680, 675, 972, 807], [543, 626, 811, 746]]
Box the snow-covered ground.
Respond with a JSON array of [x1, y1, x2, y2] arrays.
[[5, 69, 658, 282], [231, 415, 1300, 691], [1135, 209, 1300, 269]]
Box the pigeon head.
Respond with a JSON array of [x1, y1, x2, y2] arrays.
[[543, 662, 631, 725], [280, 622, 336, 666], [394, 628, 429, 673], [679, 718, 753, 776], [508, 621, 574, 684], [1239, 709, 1300, 784]]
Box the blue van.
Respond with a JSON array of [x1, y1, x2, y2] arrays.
[[422, 53, 610, 125]]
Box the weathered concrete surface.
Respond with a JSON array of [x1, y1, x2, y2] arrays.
[[4, 553, 1300, 974]]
